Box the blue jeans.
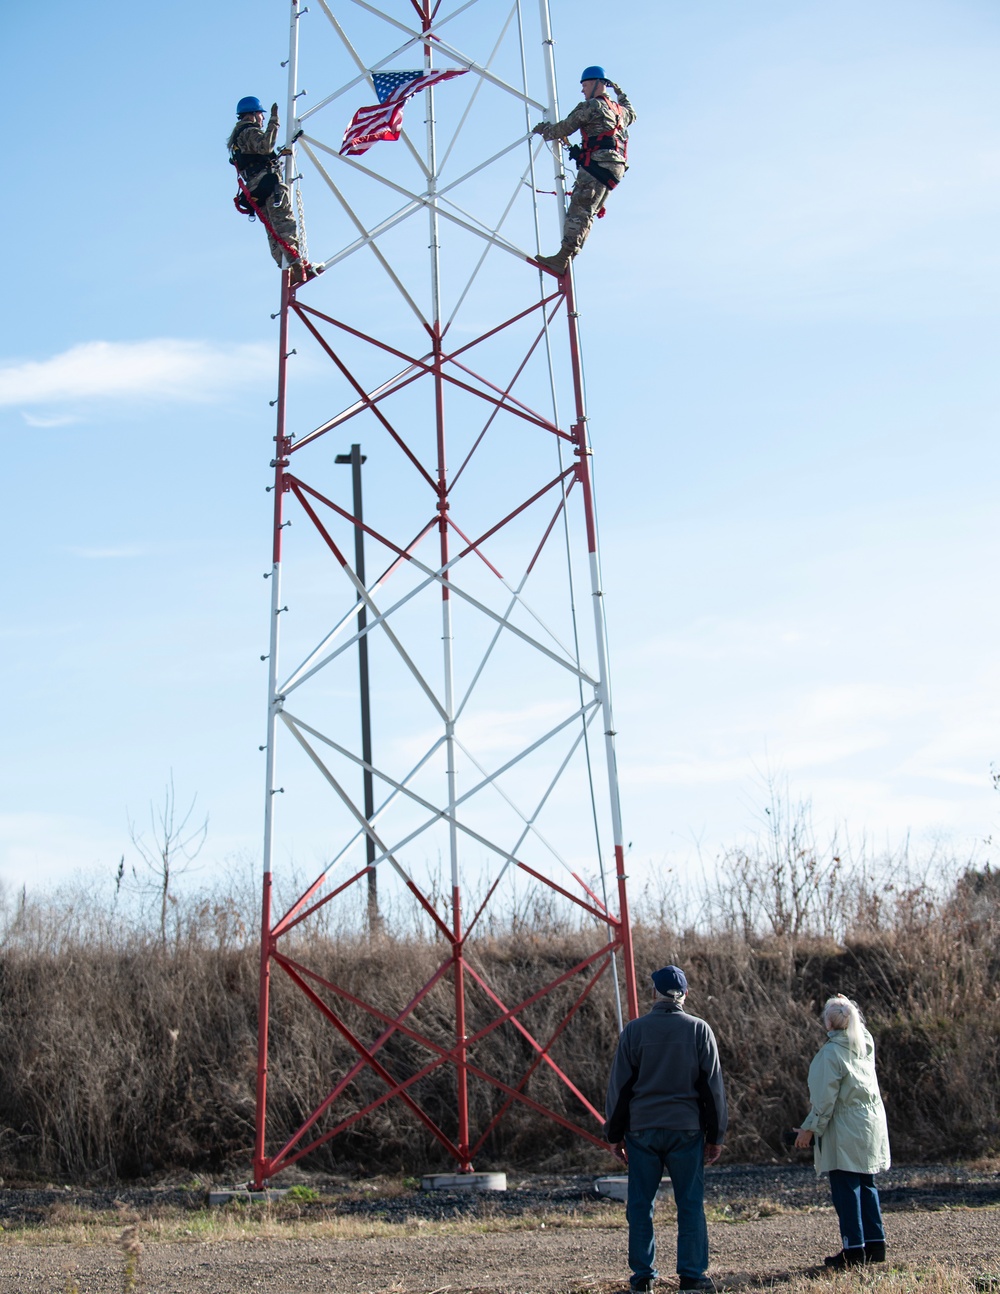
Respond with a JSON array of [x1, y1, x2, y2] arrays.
[[625, 1128, 708, 1286], [828, 1170, 885, 1250]]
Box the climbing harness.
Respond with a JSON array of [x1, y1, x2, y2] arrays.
[[569, 95, 629, 190], [228, 118, 310, 272], [233, 172, 304, 266], [229, 121, 284, 217], [233, 169, 280, 216], [229, 122, 280, 176]]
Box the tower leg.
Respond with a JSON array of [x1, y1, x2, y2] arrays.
[[252, 870, 273, 1190], [562, 272, 639, 1022]]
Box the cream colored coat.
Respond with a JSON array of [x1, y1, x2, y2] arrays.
[[799, 1029, 891, 1175]]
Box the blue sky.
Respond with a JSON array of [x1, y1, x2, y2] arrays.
[[3, 0, 999, 903]]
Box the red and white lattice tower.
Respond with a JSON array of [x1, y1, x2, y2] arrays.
[[253, 0, 638, 1188]]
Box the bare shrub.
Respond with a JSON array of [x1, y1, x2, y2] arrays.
[[0, 829, 997, 1180], [126, 774, 208, 947]]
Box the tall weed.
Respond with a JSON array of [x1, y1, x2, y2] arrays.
[[0, 829, 997, 1180]]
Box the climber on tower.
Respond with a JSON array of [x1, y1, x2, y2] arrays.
[[228, 96, 316, 286], [531, 67, 635, 277]]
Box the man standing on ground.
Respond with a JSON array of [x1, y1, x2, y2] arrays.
[[531, 66, 636, 276], [605, 965, 728, 1293]]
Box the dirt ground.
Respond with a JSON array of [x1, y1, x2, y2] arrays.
[[1, 1166, 997, 1294]]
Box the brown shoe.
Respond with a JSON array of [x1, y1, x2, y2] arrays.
[[288, 260, 319, 287], [534, 251, 571, 276]]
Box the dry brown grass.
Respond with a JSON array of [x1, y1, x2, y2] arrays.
[[0, 836, 997, 1182], [0, 1197, 619, 1248], [734, 1265, 1000, 1294]]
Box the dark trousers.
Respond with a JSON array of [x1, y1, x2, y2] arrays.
[[828, 1170, 885, 1250], [624, 1128, 708, 1285]]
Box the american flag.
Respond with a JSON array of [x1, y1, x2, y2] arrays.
[[340, 68, 467, 156]]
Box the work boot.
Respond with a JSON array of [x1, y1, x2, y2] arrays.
[[679, 1278, 717, 1292], [288, 260, 320, 287], [824, 1249, 866, 1270], [534, 244, 574, 276], [864, 1241, 886, 1263]]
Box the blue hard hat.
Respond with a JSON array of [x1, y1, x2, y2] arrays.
[[236, 96, 266, 116], [580, 66, 606, 82]]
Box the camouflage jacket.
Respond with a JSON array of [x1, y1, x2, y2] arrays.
[[228, 116, 281, 182], [535, 89, 635, 165]]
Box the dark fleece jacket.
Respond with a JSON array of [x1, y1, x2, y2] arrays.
[[604, 999, 728, 1143]]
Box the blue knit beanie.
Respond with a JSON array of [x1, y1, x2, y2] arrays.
[[651, 965, 688, 995]]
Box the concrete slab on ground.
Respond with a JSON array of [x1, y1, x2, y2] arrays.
[[421, 1172, 507, 1192], [208, 1186, 291, 1205], [593, 1175, 670, 1202]]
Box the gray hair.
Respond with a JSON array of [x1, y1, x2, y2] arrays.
[[823, 994, 866, 1054], [655, 989, 686, 1006]]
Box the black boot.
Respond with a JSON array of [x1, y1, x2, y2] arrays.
[[824, 1249, 866, 1269], [864, 1241, 886, 1263]]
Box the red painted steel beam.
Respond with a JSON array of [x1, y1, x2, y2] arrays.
[[293, 306, 439, 490], [514, 860, 620, 924], [463, 942, 621, 1049], [266, 955, 454, 1173], [254, 27, 639, 1178], [275, 952, 459, 1061], [463, 962, 605, 1118], [271, 863, 372, 939], [252, 870, 273, 1190], [469, 953, 613, 1157], [294, 302, 568, 438], [274, 957, 462, 1161]]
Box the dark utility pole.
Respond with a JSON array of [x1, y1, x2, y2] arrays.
[[335, 445, 378, 933]]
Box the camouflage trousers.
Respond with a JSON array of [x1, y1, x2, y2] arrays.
[[250, 179, 300, 268], [562, 162, 625, 253]]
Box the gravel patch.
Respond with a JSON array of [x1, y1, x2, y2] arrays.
[[0, 1162, 997, 1228]]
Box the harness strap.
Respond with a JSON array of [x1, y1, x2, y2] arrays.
[[581, 158, 622, 191], [234, 173, 303, 264], [229, 123, 282, 180], [580, 96, 629, 170], [233, 152, 278, 175]]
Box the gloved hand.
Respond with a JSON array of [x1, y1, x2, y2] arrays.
[[270, 102, 279, 120], [531, 121, 548, 137], [608, 81, 623, 96]]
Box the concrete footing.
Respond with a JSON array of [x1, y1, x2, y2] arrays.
[[593, 1174, 628, 1201], [421, 1171, 507, 1192], [593, 1175, 670, 1203], [208, 1186, 290, 1205]]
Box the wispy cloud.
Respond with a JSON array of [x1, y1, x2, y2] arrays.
[[0, 339, 272, 407], [21, 411, 82, 428]]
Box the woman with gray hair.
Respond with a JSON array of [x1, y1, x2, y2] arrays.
[[794, 994, 891, 1269]]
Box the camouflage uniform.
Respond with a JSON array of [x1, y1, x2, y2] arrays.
[[535, 87, 635, 259], [228, 114, 300, 268]]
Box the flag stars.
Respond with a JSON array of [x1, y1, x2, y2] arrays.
[[341, 68, 468, 156]]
